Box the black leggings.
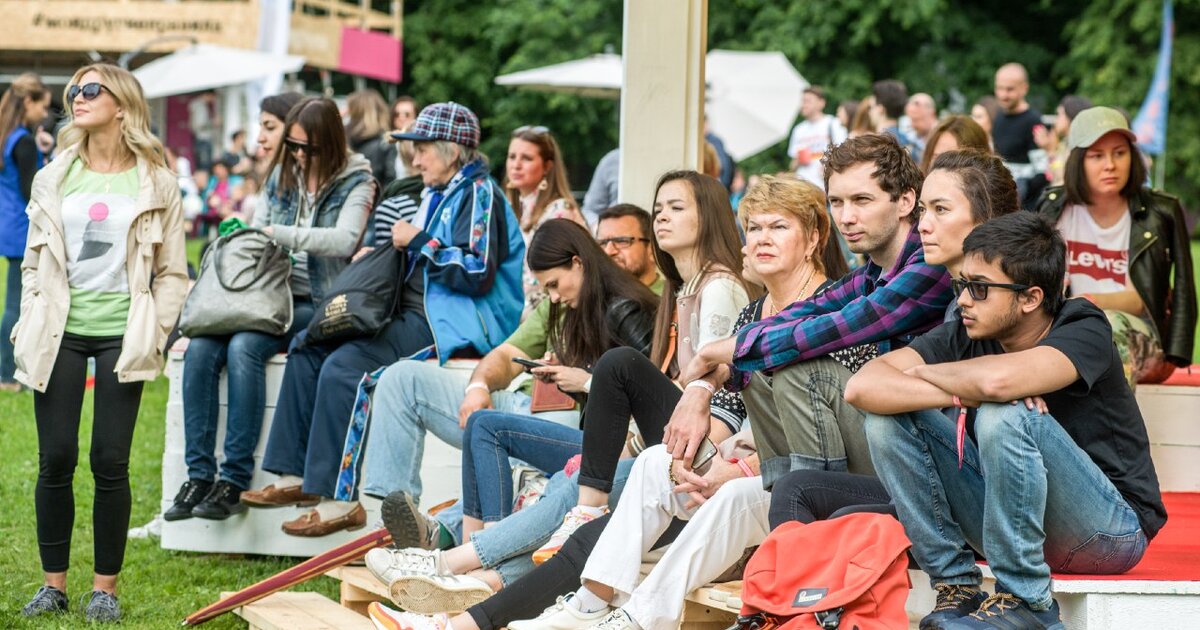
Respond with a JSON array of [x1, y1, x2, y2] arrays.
[[578, 347, 679, 492], [34, 333, 144, 575], [766, 469, 892, 530], [467, 513, 686, 630]]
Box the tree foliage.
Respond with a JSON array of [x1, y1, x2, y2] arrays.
[[397, 0, 1200, 214]]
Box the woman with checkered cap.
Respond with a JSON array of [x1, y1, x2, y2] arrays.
[[242, 102, 527, 537]]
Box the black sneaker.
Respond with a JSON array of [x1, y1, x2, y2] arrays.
[[381, 491, 441, 550], [941, 593, 1064, 629], [84, 589, 121, 623], [920, 583, 987, 629], [21, 585, 68, 617], [191, 480, 248, 520], [164, 479, 213, 521]]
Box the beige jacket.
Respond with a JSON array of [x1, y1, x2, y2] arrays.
[[12, 145, 189, 392]]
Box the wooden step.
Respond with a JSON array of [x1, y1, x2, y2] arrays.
[[326, 565, 391, 615], [228, 591, 374, 630]]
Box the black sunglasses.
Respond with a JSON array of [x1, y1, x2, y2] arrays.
[[67, 82, 112, 102], [597, 236, 650, 249], [952, 277, 1030, 301], [285, 138, 319, 154]]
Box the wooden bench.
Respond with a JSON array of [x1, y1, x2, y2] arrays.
[[228, 591, 374, 630]]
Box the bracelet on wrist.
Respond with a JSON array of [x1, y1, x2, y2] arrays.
[[465, 382, 490, 394], [730, 458, 753, 478], [685, 379, 716, 395]]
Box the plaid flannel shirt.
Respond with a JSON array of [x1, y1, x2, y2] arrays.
[[727, 226, 951, 391]]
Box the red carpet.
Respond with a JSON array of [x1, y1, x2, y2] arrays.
[[1053, 492, 1200, 582]]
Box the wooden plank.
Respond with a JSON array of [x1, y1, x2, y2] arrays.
[[232, 591, 373, 630], [327, 565, 390, 598], [680, 599, 737, 630]]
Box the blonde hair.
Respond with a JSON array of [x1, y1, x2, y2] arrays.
[[57, 63, 164, 169], [346, 90, 390, 141], [737, 174, 831, 273]]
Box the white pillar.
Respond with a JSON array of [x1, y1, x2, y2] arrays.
[[617, 0, 707, 209]]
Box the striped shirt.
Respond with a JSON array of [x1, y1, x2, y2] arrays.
[[373, 189, 420, 247], [727, 226, 952, 391]]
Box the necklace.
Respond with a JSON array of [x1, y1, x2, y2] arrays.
[[767, 264, 816, 317], [90, 157, 132, 194]]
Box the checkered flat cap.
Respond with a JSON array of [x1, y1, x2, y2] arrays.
[[390, 101, 481, 148]]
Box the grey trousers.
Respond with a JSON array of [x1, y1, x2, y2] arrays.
[[741, 356, 875, 489]]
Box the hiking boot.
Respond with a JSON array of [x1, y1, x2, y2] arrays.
[[920, 583, 987, 629], [940, 593, 1064, 629], [192, 480, 248, 520], [21, 585, 67, 617], [533, 506, 607, 564], [382, 491, 442, 550], [84, 590, 121, 623], [164, 479, 213, 522]]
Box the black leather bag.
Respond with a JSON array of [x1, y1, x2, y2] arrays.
[[305, 245, 406, 344]]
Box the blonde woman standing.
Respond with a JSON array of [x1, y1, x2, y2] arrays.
[[15, 63, 188, 622]]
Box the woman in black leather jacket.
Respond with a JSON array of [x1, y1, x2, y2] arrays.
[[1035, 106, 1195, 386]]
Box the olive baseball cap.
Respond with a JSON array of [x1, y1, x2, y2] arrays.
[[1066, 106, 1138, 151]]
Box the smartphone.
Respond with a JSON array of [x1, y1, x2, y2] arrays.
[[512, 357, 548, 370], [690, 438, 719, 474]]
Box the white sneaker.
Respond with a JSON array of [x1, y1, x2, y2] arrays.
[[367, 601, 449, 630], [388, 573, 493, 614], [366, 547, 442, 586], [584, 609, 641, 630], [532, 506, 607, 564], [508, 593, 613, 630]]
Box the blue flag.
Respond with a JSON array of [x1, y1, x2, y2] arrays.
[[1131, 1, 1173, 156]]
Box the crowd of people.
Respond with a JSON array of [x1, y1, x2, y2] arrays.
[[0, 57, 1194, 630]]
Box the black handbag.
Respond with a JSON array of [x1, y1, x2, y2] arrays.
[[305, 245, 406, 344]]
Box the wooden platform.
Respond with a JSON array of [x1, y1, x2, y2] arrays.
[[228, 591, 374, 630]]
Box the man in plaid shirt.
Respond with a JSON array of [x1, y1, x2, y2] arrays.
[[664, 134, 952, 487]]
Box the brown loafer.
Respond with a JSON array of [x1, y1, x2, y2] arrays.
[[240, 484, 321, 508], [281, 504, 367, 537]]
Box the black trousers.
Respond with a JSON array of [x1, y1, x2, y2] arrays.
[[467, 513, 686, 630], [577, 347, 679, 492], [34, 333, 144, 575], [766, 469, 892, 530]]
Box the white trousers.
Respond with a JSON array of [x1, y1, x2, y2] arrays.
[[580, 444, 771, 630]]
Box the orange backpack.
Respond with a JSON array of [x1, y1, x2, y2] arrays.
[[734, 513, 912, 630]]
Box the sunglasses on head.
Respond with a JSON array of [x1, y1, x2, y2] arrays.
[[285, 138, 318, 154], [952, 277, 1030, 301], [67, 82, 112, 102], [513, 125, 550, 136]]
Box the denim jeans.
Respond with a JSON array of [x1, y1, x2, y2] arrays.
[[864, 403, 1147, 610], [462, 410, 583, 522], [360, 360, 578, 500], [471, 459, 634, 586], [1, 257, 21, 383], [182, 299, 315, 489]]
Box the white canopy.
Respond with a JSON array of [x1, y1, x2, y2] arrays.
[[133, 44, 305, 99], [494, 50, 807, 160]]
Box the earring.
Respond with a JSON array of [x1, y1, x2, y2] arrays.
[[537, 179, 549, 192]]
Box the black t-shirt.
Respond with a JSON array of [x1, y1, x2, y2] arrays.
[[991, 108, 1042, 163], [908, 299, 1167, 539]]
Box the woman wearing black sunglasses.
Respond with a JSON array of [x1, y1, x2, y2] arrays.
[[15, 63, 188, 622]]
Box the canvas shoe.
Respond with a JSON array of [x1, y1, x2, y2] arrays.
[[366, 547, 443, 586], [532, 506, 607, 564], [508, 593, 613, 630], [367, 602, 450, 630], [940, 593, 1064, 629], [20, 585, 68, 617], [584, 609, 641, 630], [387, 573, 493, 614], [920, 583, 988, 629]]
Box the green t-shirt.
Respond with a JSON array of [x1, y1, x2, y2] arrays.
[[61, 159, 140, 337]]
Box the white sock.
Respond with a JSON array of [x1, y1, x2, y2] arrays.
[[315, 499, 358, 520], [571, 586, 609, 614], [275, 474, 303, 489], [576, 505, 606, 518], [433, 550, 452, 576]]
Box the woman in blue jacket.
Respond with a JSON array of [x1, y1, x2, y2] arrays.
[[0, 73, 51, 390], [244, 102, 526, 537]]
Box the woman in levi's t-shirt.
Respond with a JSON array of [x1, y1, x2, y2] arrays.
[[1036, 106, 1196, 388]]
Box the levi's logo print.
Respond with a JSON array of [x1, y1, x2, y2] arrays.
[[792, 587, 829, 608], [1066, 240, 1128, 284]]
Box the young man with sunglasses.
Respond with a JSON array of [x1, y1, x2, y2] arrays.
[[847, 212, 1166, 629]]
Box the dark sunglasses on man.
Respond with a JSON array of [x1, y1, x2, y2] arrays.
[[67, 82, 113, 102], [951, 277, 1030, 301]]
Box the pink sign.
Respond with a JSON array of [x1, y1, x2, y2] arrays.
[[338, 27, 403, 83]]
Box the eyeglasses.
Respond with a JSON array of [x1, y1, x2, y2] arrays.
[[952, 277, 1030, 301], [597, 236, 650, 250], [67, 83, 112, 102], [285, 138, 318, 155], [513, 125, 550, 137]]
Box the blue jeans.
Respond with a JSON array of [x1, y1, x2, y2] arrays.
[[462, 411, 583, 522], [470, 459, 635, 586], [183, 300, 314, 488], [361, 360, 578, 500], [1, 257, 21, 383], [864, 403, 1147, 610]]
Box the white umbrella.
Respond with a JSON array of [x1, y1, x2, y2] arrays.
[[133, 44, 305, 99], [494, 50, 806, 160]]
